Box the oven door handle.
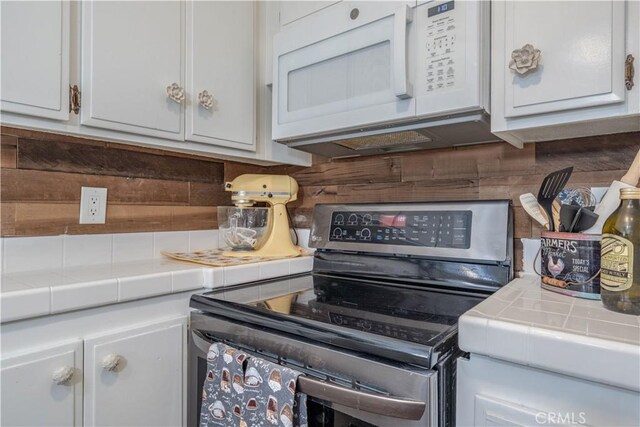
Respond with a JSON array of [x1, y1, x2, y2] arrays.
[[297, 374, 426, 420], [192, 331, 426, 421]]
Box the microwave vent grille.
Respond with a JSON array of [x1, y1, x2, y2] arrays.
[[334, 131, 433, 151]]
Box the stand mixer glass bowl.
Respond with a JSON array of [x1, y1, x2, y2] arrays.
[[218, 207, 269, 252]]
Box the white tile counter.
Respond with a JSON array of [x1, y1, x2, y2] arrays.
[[0, 256, 313, 323], [0, 229, 314, 323], [459, 275, 640, 392]]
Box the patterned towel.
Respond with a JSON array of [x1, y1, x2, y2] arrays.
[[243, 358, 308, 427], [200, 344, 248, 426], [200, 343, 308, 427]]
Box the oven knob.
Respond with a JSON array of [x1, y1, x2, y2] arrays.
[[360, 228, 371, 240], [362, 214, 372, 225], [348, 214, 358, 224], [362, 320, 372, 330], [334, 214, 344, 225], [333, 315, 343, 325], [332, 228, 343, 239]]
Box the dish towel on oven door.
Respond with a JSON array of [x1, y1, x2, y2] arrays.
[[200, 343, 308, 427]]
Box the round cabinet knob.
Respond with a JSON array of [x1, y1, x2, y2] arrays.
[[166, 83, 185, 103], [52, 366, 74, 385], [509, 44, 541, 75], [198, 90, 215, 110], [102, 353, 123, 372]]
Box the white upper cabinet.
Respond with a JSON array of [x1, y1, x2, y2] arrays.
[[504, 1, 625, 117], [279, 1, 341, 27], [1, 340, 83, 427], [0, 0, 70, 120], [492, 0, 639, 145], [186, 0, 256, 151], [83, 318, 186, 427], [81, 1, 185, 140]]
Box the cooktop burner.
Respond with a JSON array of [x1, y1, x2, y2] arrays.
[[191, 272, 488, 367]]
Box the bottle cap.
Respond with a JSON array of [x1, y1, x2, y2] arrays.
[[620, 188, 640, 199]]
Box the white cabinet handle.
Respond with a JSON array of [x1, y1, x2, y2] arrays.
[[166, 83, 185, 103], [102, 353, 123, 372], [198, 90, 215, 110], [509, 44, 541, 75], [52, 366, 74, 385]]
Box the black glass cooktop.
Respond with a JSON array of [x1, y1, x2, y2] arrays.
[[191, 273, 488, 367]]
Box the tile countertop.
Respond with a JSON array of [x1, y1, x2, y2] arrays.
[[459, 274, 640, 392], [0, 256, 313, 323]]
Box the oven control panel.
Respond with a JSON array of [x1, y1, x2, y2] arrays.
[[329, 210, 471, 249]]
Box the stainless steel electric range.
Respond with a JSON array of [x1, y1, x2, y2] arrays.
[[188, 201, 513, 427]]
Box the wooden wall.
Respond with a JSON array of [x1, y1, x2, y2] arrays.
[[0, 126, 237, 235], [276, 132, 640, 270], [1, 125, 638, 270]]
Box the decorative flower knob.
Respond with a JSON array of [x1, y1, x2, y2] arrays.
[[52, 366, 74, 385], [102, 353, 123, 372], [198, 90, 215, 110], [166, 83, 185, 103], [509, 44, 541, 75]]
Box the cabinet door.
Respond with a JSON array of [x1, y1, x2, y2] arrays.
[[0, 0, 70, 120], [81, 1, 184, 140], [474, 395, 588, 427], [84, 317, 186, 427], [186, 0, 256, 151], [1, 340, 83, 427], [502, 1, 626, 118]]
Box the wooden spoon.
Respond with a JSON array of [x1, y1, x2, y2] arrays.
[[621, 148, 640, 186]]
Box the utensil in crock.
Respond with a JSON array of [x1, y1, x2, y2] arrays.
[[537, 167, 574, 232]]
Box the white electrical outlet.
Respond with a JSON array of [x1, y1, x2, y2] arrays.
[[79, 187, 108, 224]]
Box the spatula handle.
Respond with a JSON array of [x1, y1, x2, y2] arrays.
[[621, 148, 640, 186]]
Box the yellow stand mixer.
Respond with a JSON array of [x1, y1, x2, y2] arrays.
[[222, 174, 301, 258]]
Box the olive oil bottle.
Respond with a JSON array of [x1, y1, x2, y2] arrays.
[[601, 188, 640, 315]]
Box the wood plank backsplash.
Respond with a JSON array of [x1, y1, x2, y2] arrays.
[[1, 125, 638, 270], [1, 126, 232, 235], [275, 132, 639, 271]]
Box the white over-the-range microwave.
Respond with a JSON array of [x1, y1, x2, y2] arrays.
[[272, 0, 497, 157]]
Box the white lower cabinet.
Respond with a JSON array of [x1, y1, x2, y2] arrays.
[[84, 318, 186, 427], [457, 355, 640, 427], [1, 308, 188, 427], [1, 340, 83, 427], [473, 395, 572, 427]]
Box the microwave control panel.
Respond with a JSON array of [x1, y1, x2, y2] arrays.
[[423, 0, 464, 93], [328, 210, 472, 249]]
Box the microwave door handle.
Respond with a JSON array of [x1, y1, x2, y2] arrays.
[[393, 5, 414, 99], [298, 375, 426, 420], [192, 331, 426, 420]]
